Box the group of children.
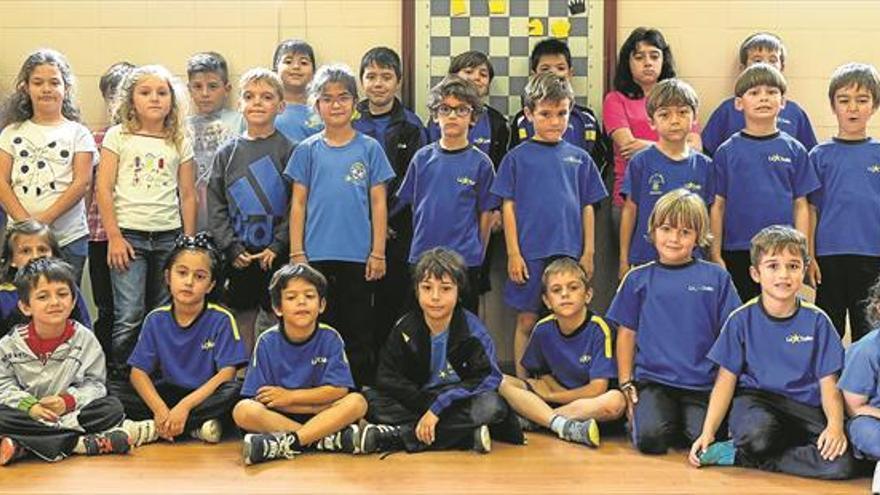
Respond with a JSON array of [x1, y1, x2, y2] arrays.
[[0, 28, 877, 487]]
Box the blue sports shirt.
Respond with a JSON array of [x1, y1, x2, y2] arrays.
[[701, 97, 817, 156]]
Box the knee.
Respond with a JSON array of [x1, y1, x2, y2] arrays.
[[733, 423, 774, 456], [849, 416, 880, 459], [232, 399, 264, 429], [603, 391, 627, 420], [471, 392, 508, 423], [340, 392, 368, 420], [817, 452, 859, 480], [634, 423, 669, 455]]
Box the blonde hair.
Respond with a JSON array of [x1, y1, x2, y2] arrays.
[[112, 65, 188, 151], [647, 189, 712, 249], [541, 257, 589, 294], [239, 68, 284, 101]]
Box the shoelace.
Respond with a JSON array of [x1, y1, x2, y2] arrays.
[[265, 434, 300, 460], [315, 432, 342, 451]]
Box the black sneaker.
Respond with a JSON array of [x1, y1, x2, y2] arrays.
[[81, 429, 131, 456], [360, 424, 405, 454], [473, 424, 491, 454], [313, 425, 360, 454], [242, 432, 300, 465]]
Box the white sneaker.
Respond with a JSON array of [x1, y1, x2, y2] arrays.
[[190, 419, 223, 444], [872, 460, 880, 495], [122, 419, 158, 447]]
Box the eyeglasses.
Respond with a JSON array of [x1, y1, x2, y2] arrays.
[[435, 104, 473, 117], [318, 94, 354, 106]]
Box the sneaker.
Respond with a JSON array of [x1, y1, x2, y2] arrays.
[[360, 424, 405, 454], [313, 424, 360, 454], [80, 429, 131, 456], [473, 424, 491, 454], [122, 419, 158, 447], [0, 437, 25, 466], [872, 460, 880, 495], [190, 419, 223, 444], [698, 440, 735, 467], [559, 418, 600, 448], [242, 432, 300, 465], [517, 414, 539, 432]]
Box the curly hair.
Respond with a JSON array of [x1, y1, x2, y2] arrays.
[[111, 64, 188, 152], [0, 49, 81, 129]]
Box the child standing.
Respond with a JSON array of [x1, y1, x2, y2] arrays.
[[808, 63, 880, 342], [396, 76, 498, 314], [0, 49, 96, 284], [0, 258, 130, 465], [285, 64, 394, 388], [619, 79, 714, 278], [96, 65, 197, 378], [233, 264, 366, 465], [491, 73, 607, 379], [709, 63, 819, 302], [690, 226, 856, 480], [273, 39, 323, 143]]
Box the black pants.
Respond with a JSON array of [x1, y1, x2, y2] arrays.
[[0, 396, 124, 462], [311, 261, 376, 388], [815, 255, 880, 342], [632, 382, 714, 454], [722, 250, 760, 302], [88, 241, 114, 367], [373, 234, 412, 354], [729, 389, 857, 480], [109, 379, 242, 435]]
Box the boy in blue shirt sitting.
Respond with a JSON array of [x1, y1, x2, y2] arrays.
[[690, 225, 856, 480]]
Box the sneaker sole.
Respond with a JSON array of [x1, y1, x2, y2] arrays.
[[242, 436, 254, 466], [199, 420, 223, 444], [474, 425, 491, 454], [587, 419, 600, 448]]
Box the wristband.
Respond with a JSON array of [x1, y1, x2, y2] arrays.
[[619, 380, 635, 392], [289, 251, 305, 258], [369, 253, 386, 261]]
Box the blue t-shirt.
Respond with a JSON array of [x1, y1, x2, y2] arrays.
[[490, 140, 608, 260], [511, 104, 601, 155], [275, 103, 323, 143], [424, 329, 462, 389], [241, 324, 355, 397], [427, 112, 494, 159], [284, 132, 395, 263], [521, 313, 617, 390], [396, 143, 499, 267], [606, 259, 742, 390], [714, 132, 819, 251], [839, 329, 880, 408], [709, 299, 843, 407], [0, 283, 92, 336], [621, 145, 715, 265], [701, 97, 817, 156], [127, 303, 247, 390], [808, 138, 880, 257]]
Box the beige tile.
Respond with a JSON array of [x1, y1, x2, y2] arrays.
[[99, 0, 150, 27], [49, 0, 102, 27], [146, 0, 196, 27], [279, 0, 307, 27], [0, 1, 54, 28]]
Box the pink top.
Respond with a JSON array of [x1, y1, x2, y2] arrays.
[[602, 91, 657, 207]]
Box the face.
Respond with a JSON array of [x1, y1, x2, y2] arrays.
[[165, 250, 215, 307], [744, 47, 783, 71], [362, 63, 400, 108], [132, 75, 172, 124], [653, 221, 697, 264], [542, 271, 592, 319], [833, 84, 876, 138], [26, 64, 66, 117], [315, 82, 355, 129], [534, 54, 573, 79], [240, 80, 285, 128], [19, 277, 74, 329], [525, 98, 571, 142], [276, 51, 314, 91], [433, 95, 473, 140], [10, 234, 53, 268], [417, 274, 458, 324], [455, 63, 491, 97], [750, 248, 805, 305], [188, 72, 230, 115], [273, 278, 325, 330], [735, 84, 784, 122], [650, 104, 695, 143], [629, 41, 663, 88]]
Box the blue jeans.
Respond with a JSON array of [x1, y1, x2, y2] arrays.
[[59, 235, 88, 286], [109, 229, 178, 372]]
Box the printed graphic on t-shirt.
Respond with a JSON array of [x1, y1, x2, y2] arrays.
[[132, 153, 171, 189], [345, 161, 368, 185], [10, 135, 69, 197], [192, 120, 235, 187]]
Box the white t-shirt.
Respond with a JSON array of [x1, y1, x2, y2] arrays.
[[0, 119, 96, 246], [101, 125, 194, 231]]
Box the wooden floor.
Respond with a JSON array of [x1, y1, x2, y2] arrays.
[[0, 432, 870, 494]]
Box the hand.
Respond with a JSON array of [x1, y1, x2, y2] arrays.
[[107, 235, 136, 271], [808, 259, 822, 288], [621, 383, 638, 423], [817, 425, 847, 461], [579, 252, 594, 282], [618, 260, 631, 280], [507, 254, 529, 284], [619, 139, 648, 160], [253, 248, 277, 271], [39, 395, 67, 415], [526, 378, 553, 401], [256, 386, 291, 408], [489, 211, 503, 233], [28, 403, 59, 422], [415, 410, 440, 445], [164, 404, 191, 439], [153, 407, 171, 441], [232, 252, 252, 269], [365, 254, 386, 281], [688, 432, 716, 467]]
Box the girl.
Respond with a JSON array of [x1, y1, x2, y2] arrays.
[[0, 49, 96, 284], [112, 233, 246, 446], [0, 219, 91, 338], [96, 64, 197, 379]]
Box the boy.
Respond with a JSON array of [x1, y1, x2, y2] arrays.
[[272, 39, 323, 143], [808, 63, 880, 342], [352, 46, 427, 351], [233, 263, 367, 465], [499, 257, 625, 447], [185, 52, 246, 230], [0, 258, 130, 465], [690, 226, 856, 480], [702, 32, 817, 156], [361, 248, 521, 454], [207, 68, 294, 352], [491, 73, 607, 379], [396, 76, 498, 313], [709, 63, 819, 302], [619, 79, 714, 277]]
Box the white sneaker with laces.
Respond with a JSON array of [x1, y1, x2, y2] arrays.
[[190, 419, 223, 444]]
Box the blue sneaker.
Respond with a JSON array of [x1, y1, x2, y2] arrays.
[[559, 418, 600, 448], [699, 440, 735, 467]]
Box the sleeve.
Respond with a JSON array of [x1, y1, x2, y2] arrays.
[[587, 319, 618, 380], [66, 330, 107, 409], [212, 312, 248, 370], [707, 313, 745, 375], [807, 148, 824, 207], [127, 315, 159, 374], [0, 339, 37, 411], [792, 144, 820, 198], [814, 312, 845, 379], [206, 145, 245, 259], [179, 136, 195, 163], [100, 126, 122, 155], [520, 326, 549, 376], [702, 155, 716, 205], [241, 334, 273, 397], [794, 105, 818, 151], [0, 125, 14, 155], [839, 340, 879, 397], [283, 142, 312, 185], [489, 152, 516, 199], [605, 271, 642, 330], [375, 325, 437, 413], [700, 101, 729, 157], [476, 156, 500, 211], [73, 124, 98, 154], [602, 92, 629, 134], [368, 139, 396, 186], [579, 155, 609, 206], [713, 146, 730, 199], [268, 143, 295, 256], [621, 154, 640, 201], [426, 120, 441, 144], [394, 152, 418, 207], [317, 330, 356, 389], [73, 289, 92, 330], [716, 274, 743, 330]]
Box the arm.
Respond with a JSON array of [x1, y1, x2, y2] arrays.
[[793, 197, 810, 241], [173, 367, 237, 412], [619, 198, 637, 278], [366, 183, 388, 281], [616, 325, 637, 419], [610, 128, 651, 160], [580, 204, 595, 281], [35, 151, 92, 225], [807, 204, 821, 287], [255, 384, 350, 411], [96, 147, 135, 270], [502, 199, 528, 284], [0, 149, 31, 221], [543, 376, 610, 404], [289, 183, 308, 263], [709, 195, 726, 266], [206, 151, 245, 261], [130, 367, 170, 418], [689, 367, 737, 466], [177, 159, 197, 236], [817, 374, 848, 461], [842, 390, 880, 419], [479, 210, 492, 258]]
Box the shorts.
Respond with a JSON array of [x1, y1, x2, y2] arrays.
[[503, 256, 566, 313], [224, 261, 273, 311]]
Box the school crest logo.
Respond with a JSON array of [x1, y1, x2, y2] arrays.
[[457, 176, 476, 187], [579, 354, 592, 365], [345, 162, 367, 185], [768, 154, 792, 164], [201, 339, 215, 351], [648, 173, 666, 195], [785, 333, 814, 344]]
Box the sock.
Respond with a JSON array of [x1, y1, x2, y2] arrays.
[[72, 436, 87, 455], [549, 415, 567, 436]]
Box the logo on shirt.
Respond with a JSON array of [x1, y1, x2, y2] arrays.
[[687, 284, 715, 292], [584, 130, 597, 141], [683, 181, 702, 192], [396, 143, 408, 149], [306, 113, 323, 129], [311, 356, 329, 366], [648, 173, 666, 195], [10, 135, 68, 197], [563, 155, 582, 165], [457, 176, 476, 187], [473, 137, 491, 146], [132, 153, 171, 189], [200, 339, 215, 351], [785, 333, 814, 344], [768, 154, 792, 164], [345, 162, 368, 185], [868, 165, 880, 173], [579, 354, 592, 365]]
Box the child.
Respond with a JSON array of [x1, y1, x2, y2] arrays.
[[361, 248, 521, 454], [0, 220, 91, 338], [273, 39, 323, 143], [96, 64, 198, 378], [396, 76, 498, 313], [619, 79, 714, 278], [709, 63, 819, 302], [284, 64, 395, 387], [0, 258, 130, 465], [690, 225, 856, 480], [808, 63, 880, 342], [0, 49, 97, 284], [499, 257, 625, 446], [702, 32, 817, 156], [185, 52, 246, 231], [233, 263, 367, 465], [490, 73, 607, 379], [207, 68, 294, 352], [607, 189, 741, 454], [111, 233, 247, 447], [352, 46, 427, 353]]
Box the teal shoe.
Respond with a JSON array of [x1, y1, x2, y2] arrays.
[[699, 440, 735, 467]]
